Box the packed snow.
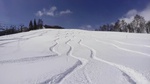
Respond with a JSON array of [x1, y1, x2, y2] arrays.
[[0, 29, 150, 84]]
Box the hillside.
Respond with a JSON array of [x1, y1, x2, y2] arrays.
[[0, 29, 150, 84]]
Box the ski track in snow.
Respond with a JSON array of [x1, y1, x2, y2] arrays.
[[0, 55, 57, 64], [1, 30, 150, 84], [0, 31, 56, 64], [40, 39, 83, 84], [65, 39, 72, 56], [49, 38, 60, 56], [78, 39, 93, 58], [40, 36, 93, 84], [0, 38, 20, 41], [113, 40, 150, 48], [20, 31, 48, 40], [0, 30, 48, 47], [95, 39, 150, 57], [20, 30, 45, 38], [83, 69, 92, 84], [0, 31, 37, 42], [67, 39, 92, 84], [0, 30, 46, 42], [79, 38, 150, 84], [0, 41, 16, 46], [39, 60, 81, 84]]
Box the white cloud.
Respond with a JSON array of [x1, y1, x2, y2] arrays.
[[121, 15, 135, 23], [36, 6, 72, 17], [120, 4, 150, 23], [60, 9, 72, 15], [46, 6, 57, 16], [36, 11, 44, 17], [36, 6, 57, 17], [140, 4, 150, 21], [125, 9, 138, 17]]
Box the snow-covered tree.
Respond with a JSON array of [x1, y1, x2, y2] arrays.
[[109, 24, 114, 31], [131, 14, 146, 33], [119, 20, 128, 32], [101, 25, 108, 31], [114, 20, 120, 32], [146, 21, 150, 33], [127, 23, 134, 33], [98, 14, 149, 33]]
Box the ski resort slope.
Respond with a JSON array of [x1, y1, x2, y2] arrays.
[[0, 29, 150, 84]]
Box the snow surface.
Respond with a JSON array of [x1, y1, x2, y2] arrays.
[[0, 29, 150, 84]]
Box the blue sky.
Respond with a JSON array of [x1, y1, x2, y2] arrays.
[[0, 0, 150, 29]]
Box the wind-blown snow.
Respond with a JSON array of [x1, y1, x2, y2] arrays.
[[0, 29, 150, 84]]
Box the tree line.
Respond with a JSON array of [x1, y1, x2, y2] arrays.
[[0, 18, 64, 36], [0, 19, 43, 36], [96, 14, 150, 33]]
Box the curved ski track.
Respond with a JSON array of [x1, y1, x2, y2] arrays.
[[0, 30, 48, 47], [79, 38, 150, 84], [66, 39, 91, 84], [0, 31, 57, 64], [39, 38, 82, 84], [40, 37, 90, 84], [40, 60, 81, 84], [95, 39, 150, 57], [49, 38, 60, 56], [0, 54, 58, 64], [1, 30, 150, 84], [113, 40, 150, 48]]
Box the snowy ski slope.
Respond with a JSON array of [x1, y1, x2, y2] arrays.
[[0, 29, 150, 84]]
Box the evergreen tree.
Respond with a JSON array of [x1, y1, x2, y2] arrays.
[[34, 19, 37, 30], [29, 20, 33, 30], [38, 19, 43, 29]]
